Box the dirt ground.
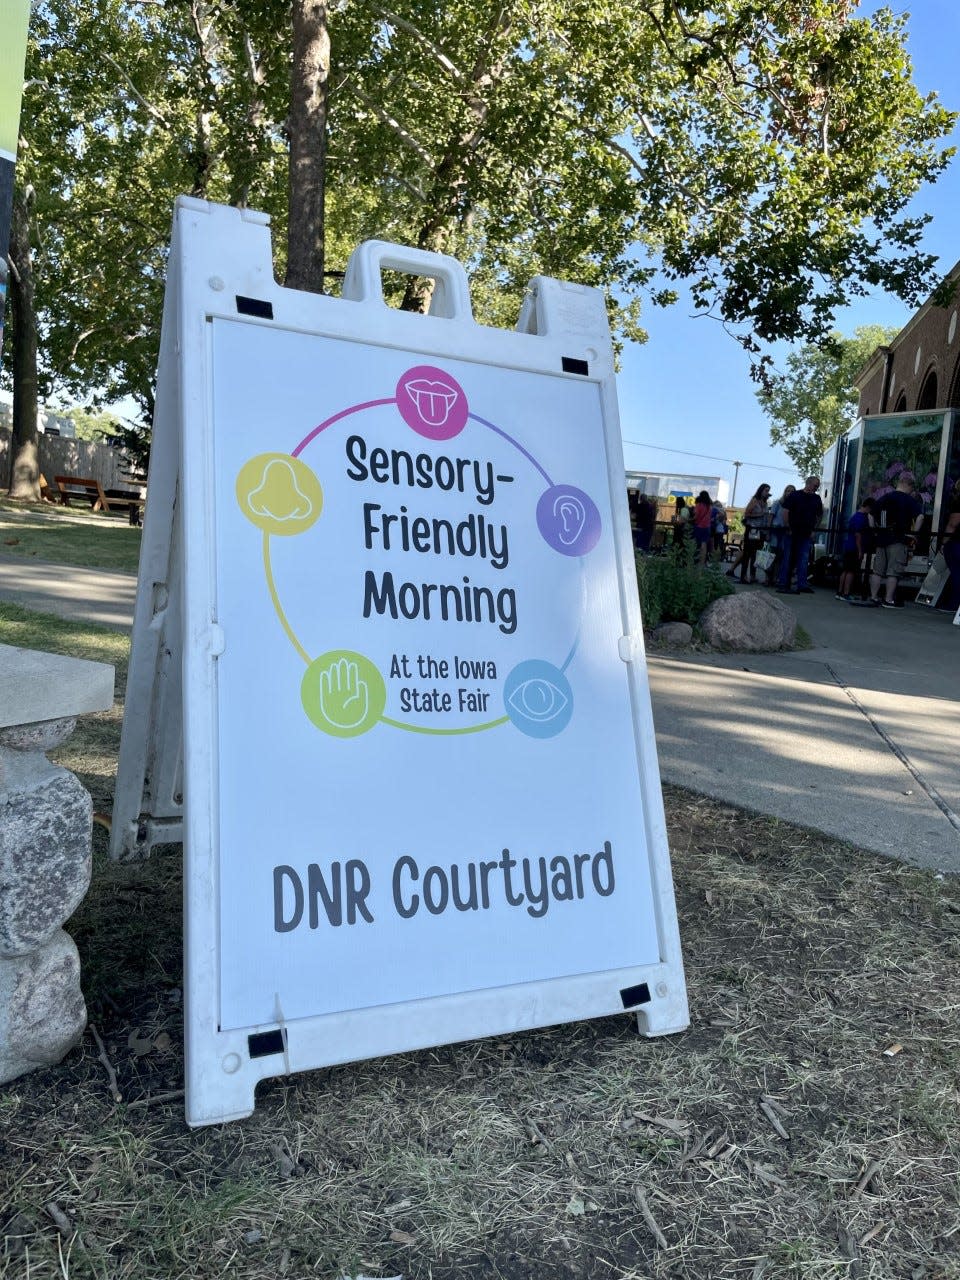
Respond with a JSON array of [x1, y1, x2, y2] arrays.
[[3, 776, 959, 1280]]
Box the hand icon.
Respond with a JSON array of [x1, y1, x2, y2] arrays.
[[316, 657, 370, 729], [302, 650, 386, 737]]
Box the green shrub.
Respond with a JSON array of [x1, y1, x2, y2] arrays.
[[635, 545, 734, 628]]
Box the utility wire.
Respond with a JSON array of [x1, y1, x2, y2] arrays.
[[622, 437, 796, 474]]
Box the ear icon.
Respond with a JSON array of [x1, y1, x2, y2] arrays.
[[553, 493, 587, 546]]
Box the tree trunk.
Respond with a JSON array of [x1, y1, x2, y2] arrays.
[[286, 0, 329, 293], [7, 183, 40, 502], [399, 4, 514, 314]]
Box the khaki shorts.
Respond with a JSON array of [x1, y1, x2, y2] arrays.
[[873, 542, 909, 579]]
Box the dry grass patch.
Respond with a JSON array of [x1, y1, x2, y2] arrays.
[[2, 611, 959, 1279]]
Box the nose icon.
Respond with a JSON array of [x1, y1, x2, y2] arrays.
[[235, 452, 323, 535]]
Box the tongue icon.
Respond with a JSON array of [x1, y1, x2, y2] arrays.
[[405, 378, 459, 427]]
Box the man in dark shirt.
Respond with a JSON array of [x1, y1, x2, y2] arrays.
[[776, 475, 824, 594], [869, 471, 924, 608]]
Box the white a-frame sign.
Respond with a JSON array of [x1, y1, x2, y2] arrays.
[[113, 196, 688, 1127]]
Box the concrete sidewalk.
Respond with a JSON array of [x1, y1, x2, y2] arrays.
[[0, 552, 137, 630], [647, 586, 960, 872], [2, 552, 958, 870]]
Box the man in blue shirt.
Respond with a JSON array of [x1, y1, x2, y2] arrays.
[[869, 471, 923, 608]]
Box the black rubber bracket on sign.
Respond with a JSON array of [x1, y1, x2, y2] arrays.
[[561, 356, 589, 376], [236, 295, 274, 319], [619, 982, 651, 1009], [248, 1028, 285, 1059]]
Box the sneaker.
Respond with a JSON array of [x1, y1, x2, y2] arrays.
[[880, 599, 898, 609], [834, 592, 850, 601]]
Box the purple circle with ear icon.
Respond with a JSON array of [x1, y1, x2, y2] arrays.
[[536, 485, 601, 556], [396, 365, 469, 440]]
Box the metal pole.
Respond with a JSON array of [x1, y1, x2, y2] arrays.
[[731, 460, 742, 507]]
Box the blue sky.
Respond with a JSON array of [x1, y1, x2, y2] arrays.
[[616, 0, 960, 506]]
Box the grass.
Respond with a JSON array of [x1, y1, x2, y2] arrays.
[[0, 497, 141, 574], [3, 603, 960, 1279]]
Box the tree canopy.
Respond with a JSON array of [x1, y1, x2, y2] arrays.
[[4, 0, 957, 465], [756, 324, 900, 474]]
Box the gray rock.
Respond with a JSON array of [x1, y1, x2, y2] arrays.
[[0, 763, 93, 956], [700, 592, 797, 651], [0, 930, 87, 1084], [0, 716, 77, 753], [651, 621, 694, 647]]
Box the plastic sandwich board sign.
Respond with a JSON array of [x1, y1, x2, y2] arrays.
[[113, 196, 688, 1127]]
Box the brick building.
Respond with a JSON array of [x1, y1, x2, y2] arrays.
[[821, 265, 960, 569], [855, 261, 960, 415]]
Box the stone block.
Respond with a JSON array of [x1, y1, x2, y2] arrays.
[[0, 930, 87, 1085], [0, 716, 77, 753], [0, 761, 93, 955], [0, 643, 114, 730]]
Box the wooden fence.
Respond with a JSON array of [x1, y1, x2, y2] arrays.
[[0, 429, 142, 494]]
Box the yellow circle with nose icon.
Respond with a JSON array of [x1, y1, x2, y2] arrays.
[[236, 453, 323, 535]]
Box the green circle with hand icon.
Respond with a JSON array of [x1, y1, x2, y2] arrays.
[[301, 650, 386, 737]]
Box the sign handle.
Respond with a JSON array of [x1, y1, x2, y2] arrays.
[[342, 239, 474, 322]]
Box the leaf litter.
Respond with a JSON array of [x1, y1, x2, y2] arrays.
[[1, 769, 960, 1278]]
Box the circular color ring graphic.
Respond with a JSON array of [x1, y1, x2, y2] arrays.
[[254, 376, 596, 734]]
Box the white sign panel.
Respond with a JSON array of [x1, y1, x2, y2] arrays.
[[131, 198, 686, 1126], [215, 321, 660, 1027]]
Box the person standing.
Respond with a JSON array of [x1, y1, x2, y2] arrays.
[[777, 476, 823, 594], [765, 484, 795, 586], [633, 493, 656, 554], [726, 484, 771, 583], [692, 490, 714, 564], [672, 496, 690, 548], [868, 470, 924, 608], [941, 478, 960, 610], [836, 497, 875, 601], [711, 498, 728, 557]]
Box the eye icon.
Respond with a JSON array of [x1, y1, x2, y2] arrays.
[[507, 678, 569, 722], [503, 660, 573, 738]]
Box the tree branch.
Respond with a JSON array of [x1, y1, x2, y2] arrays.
[[99, 51, 169, 125], [347, 84, 435, 169], [368, 4, 468, 87]]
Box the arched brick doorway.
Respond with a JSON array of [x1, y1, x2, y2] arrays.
[[917, 367, 938, 410]]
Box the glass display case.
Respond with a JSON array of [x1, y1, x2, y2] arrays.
[[825, 409, 958, 583]]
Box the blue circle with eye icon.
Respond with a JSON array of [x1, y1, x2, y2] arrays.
[[503, 660, 574, 738]]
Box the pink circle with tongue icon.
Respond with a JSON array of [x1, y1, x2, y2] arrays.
[[396, 365, 469, 440]]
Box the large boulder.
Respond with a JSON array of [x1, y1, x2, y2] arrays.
[[0, 750, 93, 956], [699, 592, 797, 651], [0, 930, 86, 1084]]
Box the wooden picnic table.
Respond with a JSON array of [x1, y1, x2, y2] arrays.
[[52, 474, 145, 525]]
